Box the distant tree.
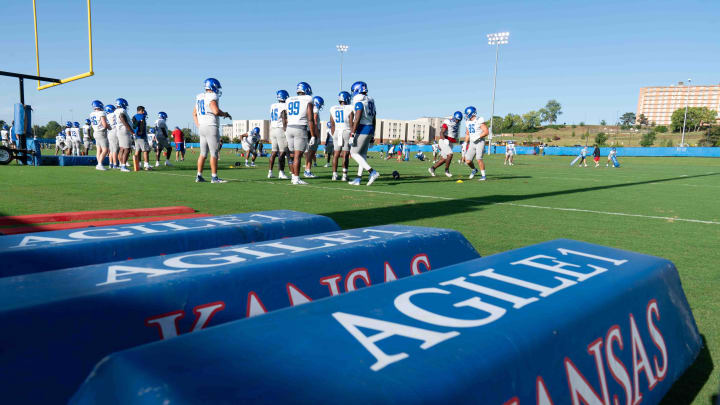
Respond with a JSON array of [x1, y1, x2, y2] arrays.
[[655, 126, 668, 133], [540, 100, 562, 124], [503, 113, 523, 134], [522, 110, 542, 130], [579, 121, 585, 126], [488, 116, 504, 133], [670, 107, 717, 132], [43, 121, 63, 139], [640, 131, 656, 147], [600, 119, 607, 126], [637, 114, 649, 126], [595, 132, 608, 146], [0, 120, 6, 129], [699, 126, 720, 146], [620, 112, 636, 126]]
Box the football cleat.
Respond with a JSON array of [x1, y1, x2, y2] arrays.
[[196, 175, 206, 183], [211, 177, 227, 184], [428, 167, 436, 177], [469, 169, 478, 179], [348, 177, 361, 186], [367, 170, 379, 186], [445, 171, 453, 178]]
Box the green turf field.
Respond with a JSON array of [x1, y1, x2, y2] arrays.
[[1, 150, 718, 403]]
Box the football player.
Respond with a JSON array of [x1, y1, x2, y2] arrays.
[[504, 140, 516, 166], [82, 119, 92, 155], [89, 100, 110, 170], [285, 82, 315, 185], [268, 90, 289, 179], [329, 91, 353, 181], [193, 78, 232, 183], [70, 122, 82, 156], [348, 81, 379, 186], [154, 111, 173, 167], [1, 125, 9, 147], [462, 106, 489, 181], [132, 106, 152, 171], [428, 111, 462, 177], [303, 95, 324, 178], [148, 127, 158, 154], [105, 104, 120, 169], [239, 127, 260, 167], [323, 121, 333, 168], [114, 98, 133, 171]]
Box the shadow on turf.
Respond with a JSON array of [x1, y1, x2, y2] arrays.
[[659, 335, 714, 405], [319, 172, 720, 228]]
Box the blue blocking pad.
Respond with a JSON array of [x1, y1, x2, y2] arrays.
[[0, 225, 479, 404], [0, 210, 339, 277], [72, 240, 700, 405]]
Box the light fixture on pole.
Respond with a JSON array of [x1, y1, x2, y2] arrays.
[[486, 31, 509, 155], [681, 78, 691, 147], [336, 44, 349, 91]]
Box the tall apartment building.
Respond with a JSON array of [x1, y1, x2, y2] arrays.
[[637, 83, 720, 126], [221, 124, 233, 139]]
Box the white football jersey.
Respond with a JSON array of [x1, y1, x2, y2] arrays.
[[65, 128, 72, 138], [155, 118, 168, 136], [352, 94, 375, 126], [107, 110, 117, 130], [330, 105, 354, 131], [443, 119, 461, 140], [270, 102, 287, 129], [82, 124, 91, 139], [56, 134, 64, 142], [114, 108, 132, 132], [70, 128, 81, 140], [466, 117, 486, 143], [1, 130, 8, 141], [90, 111, 107, 133], [196, 92, 219, 127], [285, 94, 313, 126]]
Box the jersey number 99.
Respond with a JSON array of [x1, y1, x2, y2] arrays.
[[288, 101, 300, 116]]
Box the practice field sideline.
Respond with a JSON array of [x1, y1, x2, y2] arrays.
[[1, 152, 718, 404]]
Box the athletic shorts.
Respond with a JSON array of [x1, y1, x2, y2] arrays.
[[107, 130, 119, 153], [325, 142, 334, 156], [286, 125, 308, 153], [350, 133, 372, 156], [270, 127, 288, 152], [242, 140, 256, 154], [116, 129, 132, 149], [465, 140, 485, 161], [333, 128, 351, 152], [199, 125, 220, 158], [83, 139, 92, 149], [94, 131, 109, 149], [156, 135, 171, 149], [594, 156, 600, 162], [439, 139, 453, 157], [176, 142, 185, 152], [134, 137, 150, 152]]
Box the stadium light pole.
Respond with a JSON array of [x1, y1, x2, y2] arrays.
[[336, 44, 349, 91], [681, 78, 691, 147], [487, 32, 509, 155]]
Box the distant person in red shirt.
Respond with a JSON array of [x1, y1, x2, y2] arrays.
[[172, 127, 185, 161]]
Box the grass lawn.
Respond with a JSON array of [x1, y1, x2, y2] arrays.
[[1, 150, 718, 403]]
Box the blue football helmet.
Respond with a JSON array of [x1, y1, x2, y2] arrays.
[[104, 105, 115, 114], [3, 125, 9, 130], [73, 122, 80, 128], [453, 111, 463, 122], [251, 127, 260, 136], [351, 81, 368, 95], [149, 127, 155, 133], [204, 78, 222, 96], [338, 91, 351, 104], [158, 111, 168, 119], [85, 119, 91, 125], [115, 98, 128, 109], [464, 106, 477, 119], [91, 100, 104, 109], [296, 82, 312, 95], [326, 121, 332, 129], [276, 90, 289, 102], [66, 121, 72, 127], [313, 96, 324, 110]]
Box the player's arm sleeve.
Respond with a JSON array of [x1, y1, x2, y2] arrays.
[[354, 102, 364, 112]]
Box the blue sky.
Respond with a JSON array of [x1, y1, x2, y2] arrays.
[[2, 0, 719, 128]]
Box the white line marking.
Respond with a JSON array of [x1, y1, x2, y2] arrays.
[[150, 171, 720, 225]]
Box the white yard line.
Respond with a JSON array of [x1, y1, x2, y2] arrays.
[[151, 171, 720, 225]]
